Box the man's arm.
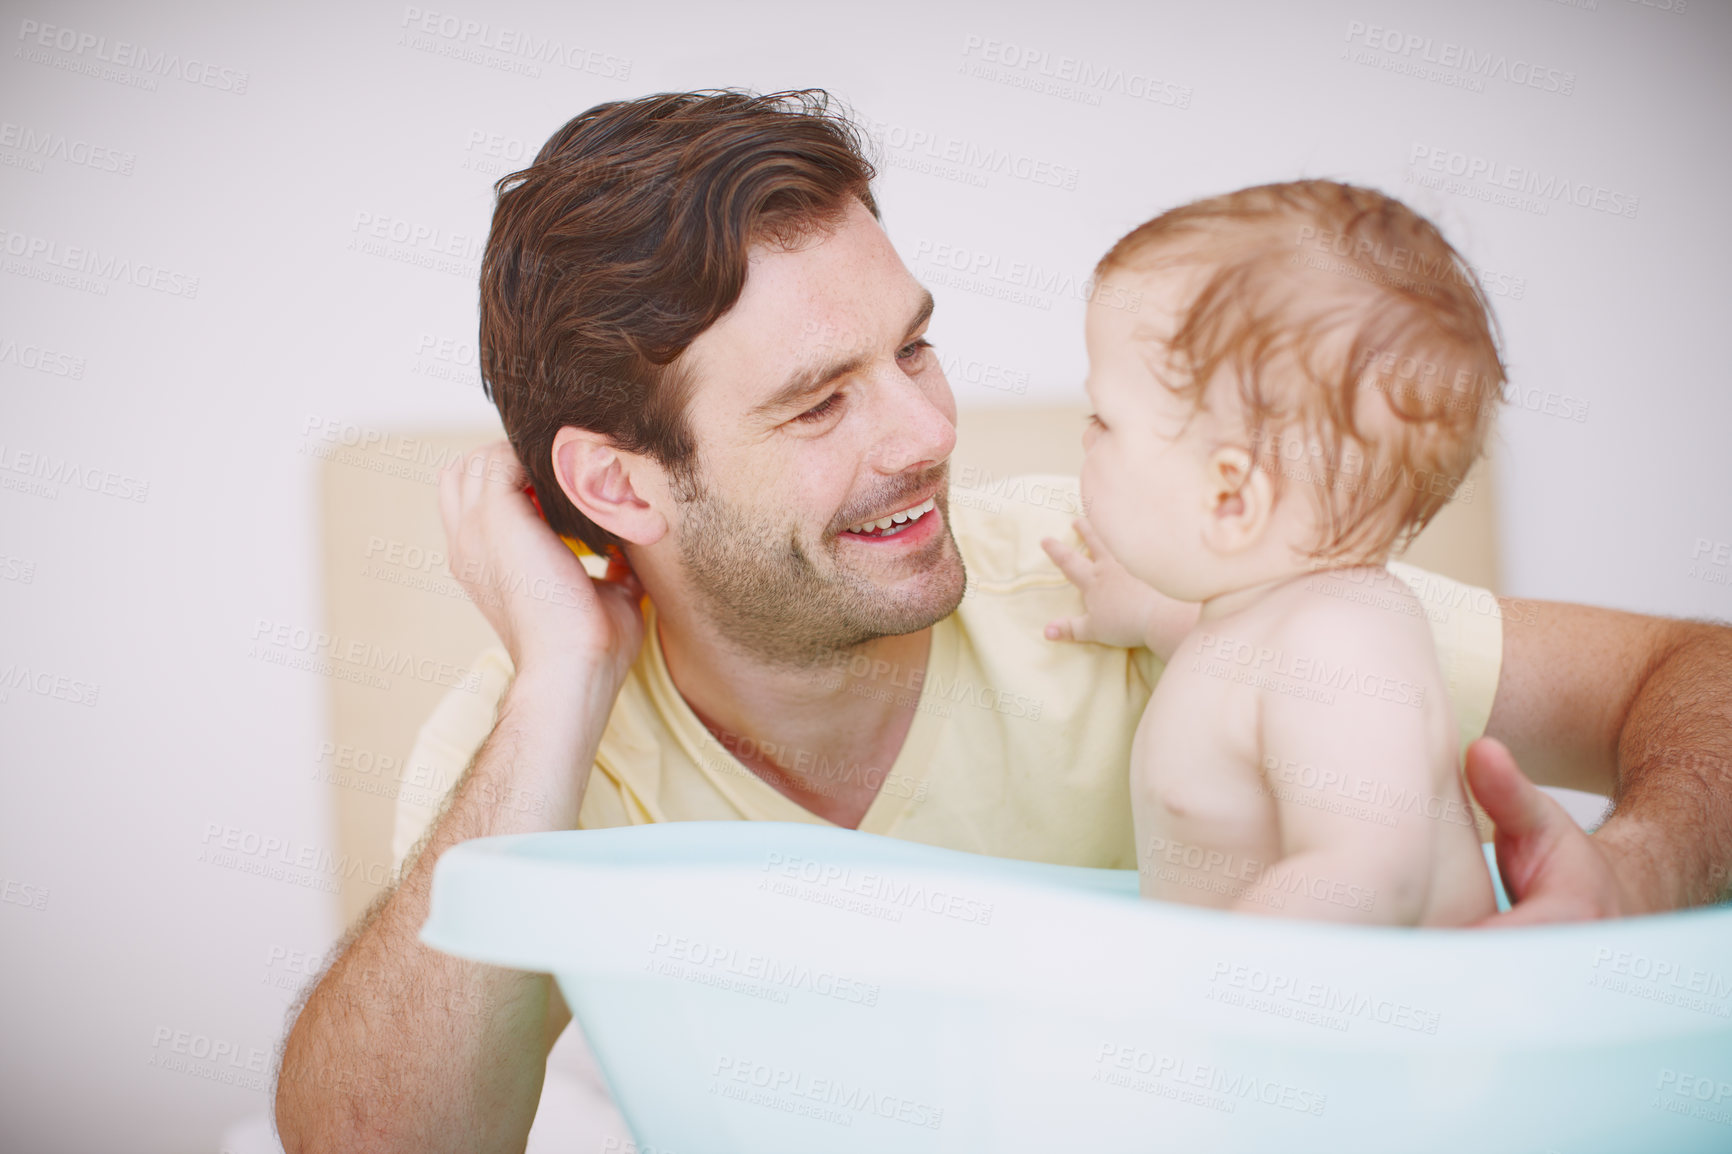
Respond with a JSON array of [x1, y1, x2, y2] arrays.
[[275, 442, 647, 1151], [275, 663, 607, 1151], [1480, 598, 1732, 917]]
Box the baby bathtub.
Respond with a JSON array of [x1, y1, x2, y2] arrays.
[[421, 822, 1732, 1153]]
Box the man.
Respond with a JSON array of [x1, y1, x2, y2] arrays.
[[275, 90, 1732, 1152]]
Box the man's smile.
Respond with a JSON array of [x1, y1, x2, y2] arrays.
[[842, 495, 939, 539]]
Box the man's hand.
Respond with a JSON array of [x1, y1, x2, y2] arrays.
[[1485, 599, 1732, 916], [1466, 737, 1645, 927], [1040, 517, 1198, 658], [440, 440, 645, 689]]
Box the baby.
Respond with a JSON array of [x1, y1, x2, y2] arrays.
[[1044, 180, 1501, 926]]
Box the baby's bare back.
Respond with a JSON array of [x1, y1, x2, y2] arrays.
[[1132, 568, 1496, 926]]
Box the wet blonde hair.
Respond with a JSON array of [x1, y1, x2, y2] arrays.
[[1098, 179, 1505, 560]]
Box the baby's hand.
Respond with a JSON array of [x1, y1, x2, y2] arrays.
[[1040, 518, 1168, 649]]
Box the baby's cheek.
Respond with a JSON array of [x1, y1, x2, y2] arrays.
[[1091, 456, 1135, 511], [1094, 497, 1139, 560], [1083, 438, 1120, 482]]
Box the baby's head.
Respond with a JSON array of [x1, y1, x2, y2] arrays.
[[1079, 180, 1505, 603]]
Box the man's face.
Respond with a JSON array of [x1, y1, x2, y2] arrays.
[[666, 199, 966, 666]]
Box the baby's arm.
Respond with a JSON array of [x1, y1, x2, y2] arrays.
[[1233, 607, 1442, 924], [1040, 518, 1199, 659]]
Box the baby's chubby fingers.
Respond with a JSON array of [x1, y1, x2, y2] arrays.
[[1042, 534, 1097, 644], [1040, 535, 1093, 589], [1044, 615, 1088, 643], [1073, 516, 1111, 560]]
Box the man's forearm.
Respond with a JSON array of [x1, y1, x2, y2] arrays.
[[275, 663, 612, 1153], [1595, 620, 1732, 909], [1490, 594, 1732, 911]]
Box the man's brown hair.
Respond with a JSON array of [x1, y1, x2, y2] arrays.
[[1097, 180, 1506, 560], [478, 89, 878, 551]]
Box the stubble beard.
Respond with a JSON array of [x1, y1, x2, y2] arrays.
[[673, 465, 967, 669]]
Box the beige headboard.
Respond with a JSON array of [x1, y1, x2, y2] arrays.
[[318, 407, 1501, 923]]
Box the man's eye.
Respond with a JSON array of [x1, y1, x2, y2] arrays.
[[897, 337, 933, 365], [795, 393, 843, 423]]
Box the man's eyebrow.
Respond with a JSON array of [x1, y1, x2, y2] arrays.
[[753, 289, 936, 417], [904, 288, 935, 342]]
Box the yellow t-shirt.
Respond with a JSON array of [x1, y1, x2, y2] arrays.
[[391, 475, 1503, 872]]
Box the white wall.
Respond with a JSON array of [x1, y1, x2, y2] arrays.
[[1, 0, 1725, 1149]]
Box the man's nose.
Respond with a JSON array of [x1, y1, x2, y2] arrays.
[[870, 370, 956, 474]]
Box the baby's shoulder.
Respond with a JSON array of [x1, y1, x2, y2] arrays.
[[1259, 567, 1436, 658]]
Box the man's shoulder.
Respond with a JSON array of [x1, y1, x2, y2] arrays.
[[948, 471, 1085, 590]]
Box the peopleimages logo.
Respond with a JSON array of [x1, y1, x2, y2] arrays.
[[1291, 225, 1527, 302], [760, 852, 995, 926], [911, 239, 1142, 312], [1689, 538, 1732, 589], [1190, 631, 1428, 709], [198, 822, 401, 892], [859, 115, 1082, 191], [1, 876, 50, 911], [1342, 20, 1576, 96], [1209, 961, 1442, 1034], [147, 1027, 269, 1093], [0, 662, 101, 707], [0, 334, 86, 379], [0, 227, 201, 298], [0, 121, 135, 175], [15, 19, 250, 93], [1092, 1042, 1328, 1116], [0, 442, 150, 502], [248, 617, 483, 694], [1406, 144, 1639, 220], [711, 1055, 945, 1130], [397, 7, 631, 80], [958, 34, 1193, 109]]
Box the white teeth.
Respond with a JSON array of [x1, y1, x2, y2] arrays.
[[846, 496, 936, 535]]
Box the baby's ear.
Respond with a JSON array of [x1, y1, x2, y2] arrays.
[[1200, 445, 1273, 554]]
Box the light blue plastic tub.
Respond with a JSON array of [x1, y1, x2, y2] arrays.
[[422, 822, 1732, 1153]]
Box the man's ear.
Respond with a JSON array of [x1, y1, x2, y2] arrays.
[[1199, 444, 1273, 554], [550, 426, 670, 547]]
